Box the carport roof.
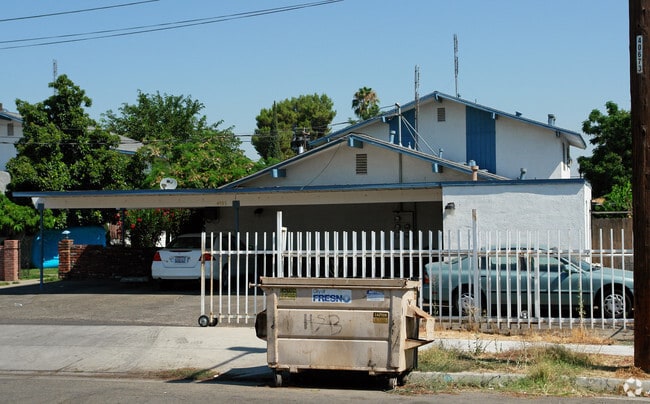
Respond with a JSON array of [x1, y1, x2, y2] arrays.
[[13, 178, 586, 210]]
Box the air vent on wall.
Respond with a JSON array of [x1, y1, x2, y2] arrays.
[[437, 107, 446, 122], [356, 153, 368, 175]]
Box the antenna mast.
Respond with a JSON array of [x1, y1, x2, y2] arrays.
[[454, 34, 459, 97], [414, 65, 420, 134], [52, 59, 58, 94]]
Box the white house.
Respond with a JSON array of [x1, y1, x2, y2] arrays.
[[0, 103, 23, 172], [16, 92, 592, 250]]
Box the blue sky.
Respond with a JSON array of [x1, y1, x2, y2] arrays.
[[0, 1, 630, 166]]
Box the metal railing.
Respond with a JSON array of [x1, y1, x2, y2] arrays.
[[200, 228, 634, 330]]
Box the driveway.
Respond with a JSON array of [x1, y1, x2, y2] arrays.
[[0, 279, 227, 327]]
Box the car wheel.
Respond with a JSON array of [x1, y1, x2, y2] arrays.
[[452, 285, 486, 317], [597, 286, 633, 319]]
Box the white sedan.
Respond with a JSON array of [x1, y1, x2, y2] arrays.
[[151, 233, 260, 289]]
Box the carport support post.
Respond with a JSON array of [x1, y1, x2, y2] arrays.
[[232, 200, 240, 234], [38, 202, 44, 291]]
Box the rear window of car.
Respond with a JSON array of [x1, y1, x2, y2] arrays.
[[167, 236, 202, 249]]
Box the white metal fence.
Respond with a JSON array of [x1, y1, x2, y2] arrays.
[[200, 228, 634, 330]]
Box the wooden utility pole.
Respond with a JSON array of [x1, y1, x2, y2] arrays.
[[631, 0, 650, 371]]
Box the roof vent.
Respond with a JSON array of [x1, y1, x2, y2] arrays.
[[548, 114, 556, 126]]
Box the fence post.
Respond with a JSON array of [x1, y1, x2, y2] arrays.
[[58, 239, 73, 278], [2, 240, 20, 282], [471, 209, 480, 322], [276, 211, 284, 277]]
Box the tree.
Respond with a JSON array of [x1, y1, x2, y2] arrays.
[[252, 94, 336, 160], [6, 75, 133, 227], [102, 91, 256, 189], [0, 194, 54, 237], [352, 87, 380, 121], [577, 101, 632, 198], [8, 75, 131, 193]]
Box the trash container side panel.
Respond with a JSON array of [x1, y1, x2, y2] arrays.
[[276, 309, 390, 339], [276, 339, 396, 372], [266, 291, 280, 365]]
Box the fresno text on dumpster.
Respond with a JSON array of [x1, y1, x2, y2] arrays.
[[311, 288, 352, 303]]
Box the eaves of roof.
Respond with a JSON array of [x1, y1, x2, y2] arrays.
[[0, 111, 23, 122]]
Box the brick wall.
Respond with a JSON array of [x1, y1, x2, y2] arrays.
[[58, 239, 156, 280], [1, 240, 20, 282]]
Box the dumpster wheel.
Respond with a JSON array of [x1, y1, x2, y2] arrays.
[[273, 370, 286, 387], [198, 315, 210, 327]]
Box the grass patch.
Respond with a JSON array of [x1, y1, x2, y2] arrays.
[[411, 339, 646, 397], [19, 268, 59, 282]]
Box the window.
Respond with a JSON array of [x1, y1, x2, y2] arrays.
[[356, 153, 367, 175], [7, 123, 13, 137], [437, 107, 446, 122]]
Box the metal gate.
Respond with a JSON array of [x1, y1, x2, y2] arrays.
[[199, 214, 634, 330]]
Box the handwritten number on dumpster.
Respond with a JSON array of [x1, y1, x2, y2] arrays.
[[304, 313, 342, 335]]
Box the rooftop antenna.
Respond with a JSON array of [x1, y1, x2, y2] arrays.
[[453, 34, 459, 97], [52, 59, 58, 94], [414, 65, 420, 137]]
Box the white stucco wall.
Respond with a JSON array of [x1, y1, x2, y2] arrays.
[[243, 141, 475, 188], [441, 181, 591, 249], [495, 118, 570, 179], [418, 100, 467, 164]]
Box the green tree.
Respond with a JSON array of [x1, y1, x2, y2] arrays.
[[252, 94, 336, 160], [352, 86, 380, 121], [0, 194, 54, 237], [577, 101, 631, 198], [595, 180, 632, 216], [6, 75, 133, 227], [102, 91, 255, 189]]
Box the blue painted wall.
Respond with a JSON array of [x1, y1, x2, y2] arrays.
[[466, 106, 496, 173]]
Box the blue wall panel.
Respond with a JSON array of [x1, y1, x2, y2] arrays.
[[466, 106, 496, 173]]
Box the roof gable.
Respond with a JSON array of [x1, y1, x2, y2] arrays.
[[222, 133, 508, 190]]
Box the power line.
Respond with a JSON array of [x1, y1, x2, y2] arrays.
[[0, 0, 159, 23], [0, 0, 343, 50]]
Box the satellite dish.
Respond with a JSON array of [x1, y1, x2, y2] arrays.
[[159, 177, 178, 190]]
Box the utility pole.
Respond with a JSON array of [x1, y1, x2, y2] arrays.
[[630, 0, 650, 371]]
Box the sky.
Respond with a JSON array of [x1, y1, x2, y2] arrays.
[[0, 1, 630, 169]]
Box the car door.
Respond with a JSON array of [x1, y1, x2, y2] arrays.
[[485, 253, 526, 318]]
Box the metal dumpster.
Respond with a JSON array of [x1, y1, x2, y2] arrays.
[[256, 277, 434, 388]]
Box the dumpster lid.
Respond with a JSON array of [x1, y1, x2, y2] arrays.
[[259, 277, 420, 290]]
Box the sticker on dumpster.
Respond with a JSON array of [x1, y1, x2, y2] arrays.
[[366, 290, 384, 301], [373, 312, 389, 324], [312, 288, 352, 304], [279, 288, 297, 300]]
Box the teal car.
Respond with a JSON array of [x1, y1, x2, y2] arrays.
[[422, 251, 634, 319]]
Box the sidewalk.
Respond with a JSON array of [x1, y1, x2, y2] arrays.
[[0, 322, 635, 375], [0, 324, 269, 379]]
